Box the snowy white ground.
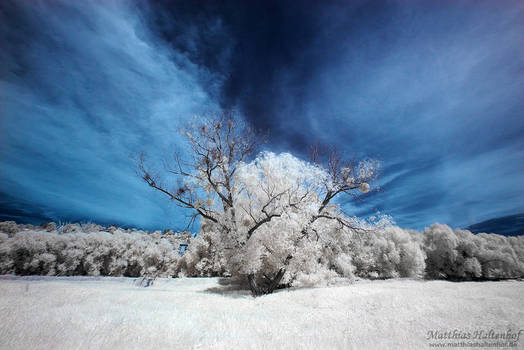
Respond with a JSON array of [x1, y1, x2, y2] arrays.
[[0, 276, 523, 350]]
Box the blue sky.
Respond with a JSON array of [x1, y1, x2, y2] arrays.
[[1, 0, 523, 231]]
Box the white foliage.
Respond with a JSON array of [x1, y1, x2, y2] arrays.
[[349, 224, 426, 279], [216, 152, 365, 287], [292, 267, 340, 288], [177, 231, 227, 277], [424, 224, 524, 280], [1, 213, 522, 284], [357, 159, 379, 180], [0, 221, 19, 236], [0, 224, 181, 277]]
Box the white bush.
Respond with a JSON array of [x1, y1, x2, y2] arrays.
[[177, 232, 228, 277], [349, 225, 426, 279], [423, 224, 524, 280], [0, 223, 181, 277], [0, 221, 19, 237]]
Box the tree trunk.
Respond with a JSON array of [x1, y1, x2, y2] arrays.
[[247, 268, 287, 297], [247, 273, 263, 297], [266, 268, 285, 294], [247, 255, 293, 297]]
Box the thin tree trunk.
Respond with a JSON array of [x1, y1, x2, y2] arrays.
[[265, 268, 286, 294], [247, 273, 262, 297], [247, 268, 287, 297], [247, 255, 293, 297]]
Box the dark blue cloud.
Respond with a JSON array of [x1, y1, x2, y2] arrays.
[[298, 1, 524, 228], [163, 0, 523, 230], [1, 0, 523, 231]]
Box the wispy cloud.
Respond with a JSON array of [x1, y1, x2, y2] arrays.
[[0, 0, 220, 229], [299, 1, 524, 228]]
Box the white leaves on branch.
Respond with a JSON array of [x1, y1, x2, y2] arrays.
[[357, 159, 378, 180], [141, 117, 387, 293], [205, 197, 215, 207], [217, 152, 377, 286], [204, 183, 214, 194]]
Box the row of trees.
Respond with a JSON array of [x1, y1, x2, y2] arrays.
[[1, 221, 522, 284], [0, 226, 183, 277]]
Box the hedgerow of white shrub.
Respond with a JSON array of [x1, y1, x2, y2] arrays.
[[0, 221, 523, 281], [423, 224, 524, 280], [0, 222, 182, 277], [349, 225, 427, 279], [176, 231, 228, 277]]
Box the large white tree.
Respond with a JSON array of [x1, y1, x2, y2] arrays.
[[139, 117, 376, 295]]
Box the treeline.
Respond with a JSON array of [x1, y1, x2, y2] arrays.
[[0, 221, 522, 282]]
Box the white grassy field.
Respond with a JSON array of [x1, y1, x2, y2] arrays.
[[0, 276, 523, 350]]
